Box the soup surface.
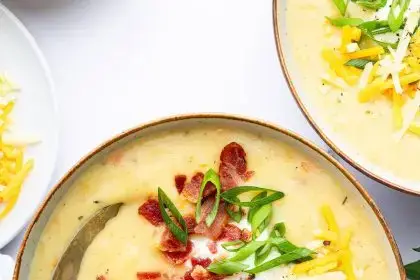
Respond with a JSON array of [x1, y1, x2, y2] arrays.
[[30, 125, 398, 279], [285, 0, 420, 186]]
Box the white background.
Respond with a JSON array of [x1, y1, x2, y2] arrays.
[[1, 0, 420, 266]]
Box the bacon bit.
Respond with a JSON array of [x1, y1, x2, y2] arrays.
[[105, 150, 124, 165], [189, 266, 225, 280], [219, 142, 253, 191], [190, 266, 212, 280], [163, 240, 193, 265], [241, 229, 252, 242], [138, 198, 164, 226], [300, 161, 317, 173], [136, 272, 162, 279], [96, 276, 106, 280], [194, 197, 230, 240], [207, 241, 218, 254], [191, 257, 212, 268], [181, 172, 216, 203], [218, 224, 242, 241], [184, 215, 197, 234], [160, 228, 187, 252], [175, 175, 187, 194], [184, 270, 194, 280]]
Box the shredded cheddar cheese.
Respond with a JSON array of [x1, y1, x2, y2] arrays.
[[295, 205, 358, 278], [0, 75, 35, 219], [409, 123, 420, 135], [321, 205, 339, 233], [314, 229, 338, 242], [346, 46, 385, 59]]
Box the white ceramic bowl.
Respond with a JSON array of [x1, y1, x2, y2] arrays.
[[0, 4, 58, 249], [273, 0, 420, 196], [14, 115, 404, 279]]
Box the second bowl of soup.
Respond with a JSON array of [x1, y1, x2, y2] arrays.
[[274, 0, 420, 194]]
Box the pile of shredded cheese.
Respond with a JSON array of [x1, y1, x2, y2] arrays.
[[0, 75, 34, 220], [292, 205, 357, 280], [323, 10, 420, 140]]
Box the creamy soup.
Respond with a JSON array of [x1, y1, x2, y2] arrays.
[[285, 0, 420, 185], [30, 125, 398, 279]]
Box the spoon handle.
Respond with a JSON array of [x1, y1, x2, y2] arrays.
[[52, 203, 122, 280]]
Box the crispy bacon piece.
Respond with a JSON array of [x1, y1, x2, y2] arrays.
[[218, 224, 242, 241], [137, 272, 161, 279], [175, 175, 187, 194], [241, 229, 252, 242], [181, 172, 216, 203], [184, 215, 197, 234], [207, 241, 218, 254], [163, 240, 193, 265], [191, 257, 212, 268], [219, 142, 253, 191], [194, 197, 230, 240], [96, 276, 106, 280], [138, 198, 163, 226], [186, 266, 225, 280], [160, 228, 187, 252]]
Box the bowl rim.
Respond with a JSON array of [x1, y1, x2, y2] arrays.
[[13, 113, 405, 279], [272, 0, 420, 197]]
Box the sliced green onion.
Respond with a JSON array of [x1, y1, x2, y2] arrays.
[[221, 186, 284, 207], [359, 20, 389, 32], [225, 197, 242, 223], [251, 204, 272, 238], [271, 237, 300, 254], [359, 28, 398, 48], [270, 222, 286, 238], [345, 59, 375, 69], [351, 0, 387, 9], [245, 248, 313, 274], [388, 0, 411, 32], [207, 260, 249, 275], [357, 20, 399, 48], [229, 241, 266, 262], [158, 187, 188, 245], [332, 0, 349, 16], [221, 240, 246, 252], [255, 243, 273, 266], [247, 191, 268, 222], [195, 169, 221, 226], [326, 16, 364, 27]]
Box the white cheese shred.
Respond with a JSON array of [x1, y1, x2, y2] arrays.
[[358, 62, 374, 89], [394, 88, 420, 141]]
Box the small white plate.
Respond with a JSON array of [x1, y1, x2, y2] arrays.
[[0, 4, 58, 249]]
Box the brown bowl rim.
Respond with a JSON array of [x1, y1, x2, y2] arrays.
[[272, 0, 420, 197], [13, 113, 405, 278]]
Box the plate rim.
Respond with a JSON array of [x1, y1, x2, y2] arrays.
[[272, 0, 420, 196], [0, 3, 59, 249], [13, 113, 405, 279]]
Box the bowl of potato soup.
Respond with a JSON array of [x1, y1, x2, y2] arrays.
[[14, 115, 403, 279], [274, 0, 420, 194]]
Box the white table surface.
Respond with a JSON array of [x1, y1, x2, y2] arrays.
[[1, 0, 420, 267]]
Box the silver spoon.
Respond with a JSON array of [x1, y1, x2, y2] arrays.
[[52, 203, 122, 280]]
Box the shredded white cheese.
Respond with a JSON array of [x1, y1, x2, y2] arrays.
[[321, 74, 348, 90], [358, 62, 374, 89], [392, 11, 420, 93], [394, 87, 420, 140], [2, 132, 41, 146], [346, 43, 360, 53]]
